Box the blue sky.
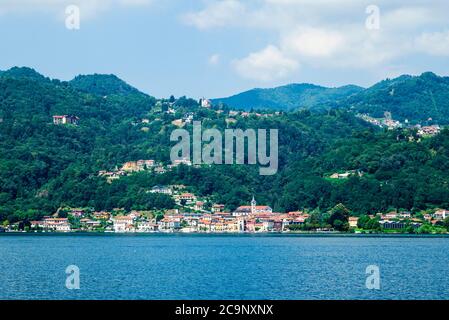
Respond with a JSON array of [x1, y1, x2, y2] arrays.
[[0, 0, 448, 99]]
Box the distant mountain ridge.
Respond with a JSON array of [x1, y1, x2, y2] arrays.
[[0, 66, 49, 82], [2, 67, 449, 124], [212, 83, 364, 111], [342, 72, 449, 123], [213, 72, 449, 124]]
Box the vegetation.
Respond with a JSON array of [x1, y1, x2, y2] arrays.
[[212, 83, 363, 111], [2, 67, 449, 226], [214, 72, 449, 125]]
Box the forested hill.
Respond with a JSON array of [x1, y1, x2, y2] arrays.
[[212, 83, 363, 111], [70, 74, 143, 96], [342, 72, 449, 123], [2, 67, 449, 224], [213, 72, 449, 124]]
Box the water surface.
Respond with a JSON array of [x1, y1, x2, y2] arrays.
[[1, 234, 448, 299]]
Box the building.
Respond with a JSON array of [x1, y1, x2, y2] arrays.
[[171, 119, 185, 127], [176, 193, 197, 204], [121, 160, 154, 172], [171, 158, 192, 166], [150, 185, 173, 195], [53, 115, 79, 125], [137, 221, 158, 232], [194, 201, 204, 211], [329, 170, 362, 179], [112, 216, 135, 232], [200, 98, 212, 108], [183, 112, 194, 123], [68, 209, 85, 217], [233, 197, 272, 216], [98, 170, 125, 183], [80, 219, 101, 230], [158, 217, 181, 231], [418, 125, 440, 137], [379, 220, 407, 230], [349, 217, 359, 228], [212, 204, 225, 213], [433, 209, 449, 220], [93, 211, 111, 220], [39, 218, 71, 232]]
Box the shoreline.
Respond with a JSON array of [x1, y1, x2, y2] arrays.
[[1, 231, 449, 238]]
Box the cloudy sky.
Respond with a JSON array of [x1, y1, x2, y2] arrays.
[[0, 0, 448, 98]]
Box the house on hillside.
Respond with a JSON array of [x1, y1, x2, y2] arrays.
[[53, 115, 79, 125], [150, 185, 173, 195]]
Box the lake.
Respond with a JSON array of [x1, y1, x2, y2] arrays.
[[1, 234, 448, 300]]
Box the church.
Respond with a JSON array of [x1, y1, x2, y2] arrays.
[[232, 197, 272, 217]]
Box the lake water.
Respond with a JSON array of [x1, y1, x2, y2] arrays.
[[1, 234, 448, 300]]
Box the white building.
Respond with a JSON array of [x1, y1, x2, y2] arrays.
[[112, 216, 135, 232]]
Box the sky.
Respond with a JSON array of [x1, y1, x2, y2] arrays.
[[0, 0, 448, 99]]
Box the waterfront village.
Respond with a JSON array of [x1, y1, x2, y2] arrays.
[[2, 174, 449, 234], [1, 105, 447, 234]]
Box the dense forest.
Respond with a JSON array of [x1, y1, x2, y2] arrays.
[[2, 67, 449, 224]]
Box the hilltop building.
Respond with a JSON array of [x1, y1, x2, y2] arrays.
[[200, 98, 212, 108]]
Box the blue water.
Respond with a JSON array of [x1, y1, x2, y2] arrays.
[[1, 234, 448, 300]]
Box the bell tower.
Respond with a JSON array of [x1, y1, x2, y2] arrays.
[[251, 196, 256, 215]]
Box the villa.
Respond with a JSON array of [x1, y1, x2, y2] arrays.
[[433, 209, 449, 220], [150, 185, 173, 195], [137, 221, 158, 232], [121, 160, 154, 172], [112, 216, 135, 232], [52, 115, 79, 125]]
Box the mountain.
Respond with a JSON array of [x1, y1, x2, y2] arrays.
[[342, 72, 449, 124], [214, 72, 449, 124], [0, 66, 49, 82], [212, 83, 364, 111], [3, 66, 449, 226], [69, 74, 142, 96]]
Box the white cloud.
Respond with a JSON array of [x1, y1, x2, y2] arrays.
[[208, 54, 221, 65], [0, 0, 152, 19], [281, 27, 345, 57], [233, 45, 299, 81], [381, 6, 446, 31], [182, 0, 246, 30], [415, 30, 449, 56], [185, 0, 449, 82]]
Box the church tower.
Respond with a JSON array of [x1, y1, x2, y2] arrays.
[[251, 196, 256, 215]]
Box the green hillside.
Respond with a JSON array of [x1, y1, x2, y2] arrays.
[[343, 72, 449, 124], [70, 74, 143, 96], [2, 67, 449, 224], [213, 72, 449, 125], [212, 83, 363, 111]]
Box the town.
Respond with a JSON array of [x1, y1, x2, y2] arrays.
[[1, 101, 446, 235], [2, 185, 449, 234]]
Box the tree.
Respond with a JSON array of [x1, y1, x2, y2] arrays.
[[328, 203, 349, 231]]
